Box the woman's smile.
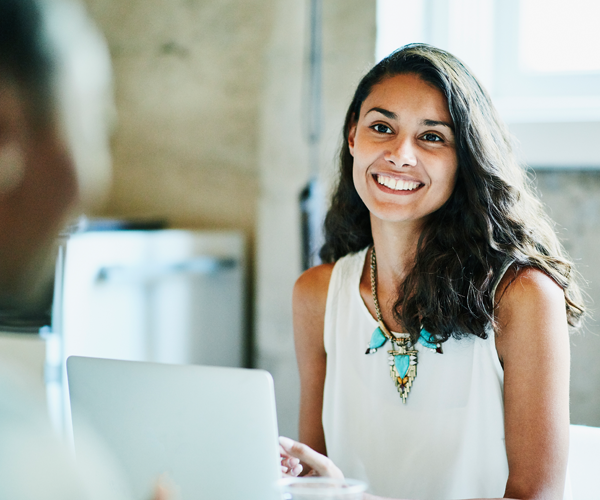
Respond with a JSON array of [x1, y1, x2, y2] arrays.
[[348, 73, 458, 224], [374, 173, 423, 193]]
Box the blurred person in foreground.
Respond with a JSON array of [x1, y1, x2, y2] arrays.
[[0, 0, 113, 313], [0, 0, 165, 498]]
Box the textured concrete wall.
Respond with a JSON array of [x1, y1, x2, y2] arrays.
[[255, 0, 376, 438], [534, 170, 600, 426], [82, 0, 275, 236], [510, 121, 600, 426]]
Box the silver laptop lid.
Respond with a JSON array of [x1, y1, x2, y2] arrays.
[[67, 356, 281, 500]]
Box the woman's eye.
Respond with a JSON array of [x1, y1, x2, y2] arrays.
[[422, 133, 443, 142], [372, 124, 392, 134]]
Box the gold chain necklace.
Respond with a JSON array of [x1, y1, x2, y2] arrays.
[[365, 246, 442, 403]]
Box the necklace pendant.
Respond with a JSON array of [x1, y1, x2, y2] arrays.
[[419, 329, 443, 354], [365, 326, 388, 354], [388, 349, 418, 403]]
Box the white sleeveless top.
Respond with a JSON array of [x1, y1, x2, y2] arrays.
[[322, 247, 571, 500]]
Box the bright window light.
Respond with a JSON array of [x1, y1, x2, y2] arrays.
[[376, 0, 425, 62], [519, 0, 600, 73]]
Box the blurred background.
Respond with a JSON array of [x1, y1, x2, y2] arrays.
[[2, 0, 599, 440]]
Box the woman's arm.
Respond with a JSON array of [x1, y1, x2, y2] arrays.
[[495, 267, 571, 500], [293, 264, 334, 461]]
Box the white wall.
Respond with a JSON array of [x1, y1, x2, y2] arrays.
[[510, 122, 600, 168]]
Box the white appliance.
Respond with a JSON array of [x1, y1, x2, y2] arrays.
[[47, 230, 246, 433]]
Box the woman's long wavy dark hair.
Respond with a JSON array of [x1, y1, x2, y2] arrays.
[[320, 43, 584, 342]]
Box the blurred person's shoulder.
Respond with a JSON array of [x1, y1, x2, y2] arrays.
[[0, 356, 132, 500]]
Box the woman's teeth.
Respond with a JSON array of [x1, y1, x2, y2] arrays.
[[376, 175, 420, 191]]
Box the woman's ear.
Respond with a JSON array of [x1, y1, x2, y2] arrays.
[[348, 122, 357, 157]]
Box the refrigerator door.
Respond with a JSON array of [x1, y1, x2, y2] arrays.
[[50, 229, 246, 432]]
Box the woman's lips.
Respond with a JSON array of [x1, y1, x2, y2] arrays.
[[374, 173, 423, 192]]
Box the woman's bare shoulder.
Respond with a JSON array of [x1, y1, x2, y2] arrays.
[[494, 265, 568, 357], [293, 263, 336, 309], [495, 266, 565, 316], [293, 263, 336, 359]]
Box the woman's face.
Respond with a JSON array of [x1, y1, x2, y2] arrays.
[[348, 73, 458, 226]]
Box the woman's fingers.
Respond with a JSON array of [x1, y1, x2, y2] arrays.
[[281, 463, 303, 476], [280, 446, 301, 467], [280, 445, 303, 476], [279, 437, 344, 479]]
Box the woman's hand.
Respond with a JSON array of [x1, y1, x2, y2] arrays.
[[280, 441, 303, 477], [279, 437, 344, 479]]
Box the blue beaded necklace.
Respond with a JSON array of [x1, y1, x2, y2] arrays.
[[365, 247, 443, 403]]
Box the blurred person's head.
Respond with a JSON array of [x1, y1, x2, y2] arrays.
[[0, 0, 113, 312]]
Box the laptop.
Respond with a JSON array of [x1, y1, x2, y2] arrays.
[[67, 356, 281, 500]]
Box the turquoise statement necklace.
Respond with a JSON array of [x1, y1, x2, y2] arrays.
[[365, 247, 443, 403]]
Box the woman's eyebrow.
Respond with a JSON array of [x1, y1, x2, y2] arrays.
[[422, 119, 454, 131], [365, 107, 397, 120]]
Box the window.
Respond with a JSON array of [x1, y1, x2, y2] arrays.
[[519, 0, 600, 74], [376, 0, 600, 123]]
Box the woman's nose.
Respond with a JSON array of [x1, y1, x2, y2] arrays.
[[385, 136, 417, 168]]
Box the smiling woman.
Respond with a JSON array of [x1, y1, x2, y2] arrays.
[[281, 44, 585, 500]]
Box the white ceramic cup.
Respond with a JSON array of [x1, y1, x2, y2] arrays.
[[279, 477, 367, 500]]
